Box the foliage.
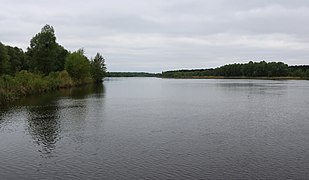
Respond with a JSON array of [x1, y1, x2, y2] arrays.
[[0, 42, 11, 75], [26, 25, 57, 74], [26, 24, 69, 75], [162, 61, 307, 78], [0, 24, 108, 104], [54, 45, 69, 72], [65, 49, 91, 83], [288, 65, 309, 78], [6, 45, 27, 74], [0, 70, 74, 104], [90, 53, 106, 82]]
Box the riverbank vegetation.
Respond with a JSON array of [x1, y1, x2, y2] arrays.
[[162, 61, 309, 79], [0, 24, 106, 104]]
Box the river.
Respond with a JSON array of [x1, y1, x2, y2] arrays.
[[0, 78, 308, 179]]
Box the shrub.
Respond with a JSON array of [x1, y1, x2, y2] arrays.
[[65, 50, 91, 82]]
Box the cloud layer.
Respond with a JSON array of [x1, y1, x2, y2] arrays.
[[1, 0, 309, 72]]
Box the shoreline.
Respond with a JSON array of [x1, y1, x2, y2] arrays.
[[0, 70, 103, 105], [161, 76, 308, 80], [0, 82, 101, 105], [0, 83, 90, 105]]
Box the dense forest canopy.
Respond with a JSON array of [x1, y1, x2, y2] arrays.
[[162, 61, 309, 78]]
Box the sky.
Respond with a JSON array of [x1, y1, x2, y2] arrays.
[[1, 0, 309, 72]]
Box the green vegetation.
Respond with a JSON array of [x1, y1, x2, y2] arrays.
[[106, 72, 158, 77], [162, 61, 309, 79], [0, 42, 10, 75], [65, 49, 92, 84], [90, 53, 106, 82], [26, 25, 68, 74], [0, 24, 106, 104], [0, 70, 74, 102]]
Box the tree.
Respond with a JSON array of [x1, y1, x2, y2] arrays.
[[242, 61, 254, 76], [90, 53, 106, 82], [306, 70, 309, 77], [26, 24, 67, 74], [6, 45, 27, 74], [64, 49, 91, 81], [54, 45, 69, 71], [0, 42, 10, 75]]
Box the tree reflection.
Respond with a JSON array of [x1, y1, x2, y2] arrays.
[[0, 106, 9, 126], [25, 84, 105, 157], [59, 83, 105, 99], [26, 95, 60, 157]]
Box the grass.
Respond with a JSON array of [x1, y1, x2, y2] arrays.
[[0, 70, 94, 105]]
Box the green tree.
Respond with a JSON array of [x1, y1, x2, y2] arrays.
[[6, 45, 27, 74], [0, 42, 11, 75], [90, 53, 106, 82], [306, 70, 309, 77], [26, 24, 67, 74], [54, 45, 69, 71], [64, 49, 91, 81], [242, 61, 254, 76]]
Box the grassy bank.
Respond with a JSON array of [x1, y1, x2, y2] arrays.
[[0, 70, 94, 104]]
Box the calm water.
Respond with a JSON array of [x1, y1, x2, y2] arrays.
[[0, 78, 309, 179]]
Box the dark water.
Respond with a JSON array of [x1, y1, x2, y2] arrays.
[[0, 78, 309, 179]]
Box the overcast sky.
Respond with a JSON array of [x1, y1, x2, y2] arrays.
[[1, 0, 309, 72]]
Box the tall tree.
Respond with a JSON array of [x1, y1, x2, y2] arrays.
[[26, 24, 67, 74], [90, 53, 106, 82], [6, 45, 27, 74]]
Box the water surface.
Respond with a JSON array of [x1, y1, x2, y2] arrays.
[[0, 78, 309, 179]]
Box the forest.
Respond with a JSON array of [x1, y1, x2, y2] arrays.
[[0, 24, 106, 103], [162, 61, 309, 79]]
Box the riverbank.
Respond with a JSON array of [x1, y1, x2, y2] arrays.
[[0, 70, 97, 105], [161, 76, 308, 80]]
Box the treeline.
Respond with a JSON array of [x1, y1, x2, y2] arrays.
[[106, 72, 158, 77], [0, 24, 106, 103], [162, 61, 309, 79]]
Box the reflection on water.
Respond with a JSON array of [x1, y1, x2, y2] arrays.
[[27, 103, 60, 156], [57, 84, 105, 99], [0, 84, 105, 158], [216, 79, 287, 90]]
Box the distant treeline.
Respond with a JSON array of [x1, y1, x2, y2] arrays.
[[107, 72, 159, 77], [162, 61, 309, 79], [0, 24, 106, 104]]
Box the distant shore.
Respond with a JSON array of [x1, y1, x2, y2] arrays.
[[161, 76, 308, 80]]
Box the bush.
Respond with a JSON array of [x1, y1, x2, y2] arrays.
[[65, 50, 91, 82], [57, 70, 73, 88], [0, 70, 77, 104]]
